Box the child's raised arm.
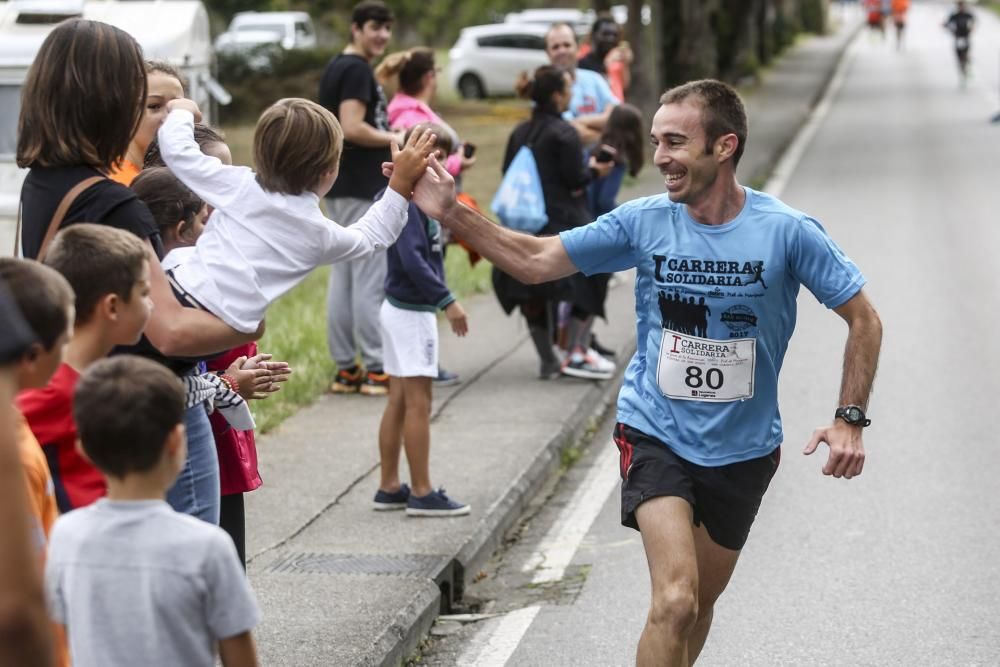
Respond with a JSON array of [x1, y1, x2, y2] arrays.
[[158, 100, 252, 213]]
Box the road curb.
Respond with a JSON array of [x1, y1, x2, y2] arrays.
[[373, 345, 634, 667]]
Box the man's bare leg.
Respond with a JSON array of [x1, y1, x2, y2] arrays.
[[686, 524, 742, 664], [635, 496, 699, 667]]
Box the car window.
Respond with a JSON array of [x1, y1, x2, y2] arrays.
[[477, 34, 543, 49], [237, 23, 286, 35], [295, 20, 313, 37]]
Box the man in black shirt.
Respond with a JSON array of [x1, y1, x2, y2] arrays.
[[944, 1, 975, 84], [319, 1, 403, 396]]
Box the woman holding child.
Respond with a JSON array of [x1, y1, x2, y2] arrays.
[[16, 19, 262, 525]]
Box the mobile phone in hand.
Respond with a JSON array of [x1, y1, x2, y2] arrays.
[[463, 143, 477, 158], [595, 144, 617, 163]]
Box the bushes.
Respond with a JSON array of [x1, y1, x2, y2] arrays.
[[216, 46, 340, 123]]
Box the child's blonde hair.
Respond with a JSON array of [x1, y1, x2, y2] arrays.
[[253, 98, 343, 195]]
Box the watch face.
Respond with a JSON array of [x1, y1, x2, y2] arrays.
[[846, 407, 862, 422]]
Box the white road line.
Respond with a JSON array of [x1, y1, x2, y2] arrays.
[[456, 606, 541, 667], [764, 32, 862, 198], [522, 446, 621, 584]]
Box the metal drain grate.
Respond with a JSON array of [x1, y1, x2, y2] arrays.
[[265, 552, 446, 579]]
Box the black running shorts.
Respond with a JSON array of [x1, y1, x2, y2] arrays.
[[613, 422, 780, 551]]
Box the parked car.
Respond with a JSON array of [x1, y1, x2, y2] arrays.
[[214, 11, 316, 54], [448, 23, 550, 99]]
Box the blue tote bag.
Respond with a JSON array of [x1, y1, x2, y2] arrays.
[[490, 145, 548, 234]]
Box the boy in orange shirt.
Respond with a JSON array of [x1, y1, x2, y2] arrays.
[[0, 256, 76, 667]]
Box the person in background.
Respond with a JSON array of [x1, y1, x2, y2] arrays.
[[494, 66, 613, 380], [891, 0, 910, 49], [45, 356, 260, 667], [379, 46, 478, 387], [374, 124, 471, 517], [320, 0, 402, 396], [578, 16, 633, 102], [587, 103, 645, 218], [544, 22, 620, 146], [108, 60, 186, 186], [380, 48, 476, 180], [0, 259, 74, 667], [0, 280, 54, 667]]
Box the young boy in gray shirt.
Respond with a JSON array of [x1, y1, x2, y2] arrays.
[[44, 355, 260, 667]]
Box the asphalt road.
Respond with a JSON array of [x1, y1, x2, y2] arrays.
[[417, 4, 1000, 666]]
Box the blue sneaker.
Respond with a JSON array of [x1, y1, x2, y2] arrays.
[[433, 368, 460, 387], [406, 488, 470, 517], [373, 484, 410, 511]]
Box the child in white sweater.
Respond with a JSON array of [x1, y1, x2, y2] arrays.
[[158, 97, 435, 333]]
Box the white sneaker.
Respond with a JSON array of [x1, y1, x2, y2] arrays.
[[561, 348, 615, 380]]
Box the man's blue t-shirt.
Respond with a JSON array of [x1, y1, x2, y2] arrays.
[[560, 188, 865, 466], [563, 68, 620, 120]]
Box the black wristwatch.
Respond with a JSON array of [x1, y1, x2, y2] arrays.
[[835, 405, 871, 427]]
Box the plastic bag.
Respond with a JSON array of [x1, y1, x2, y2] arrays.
[[490, 145, 548, 234]]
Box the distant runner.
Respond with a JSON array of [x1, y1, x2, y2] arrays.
[[944, 1, 975, 85]]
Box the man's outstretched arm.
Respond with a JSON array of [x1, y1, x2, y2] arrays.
[[803, 289, 883, 479], [407, 156, 579, 285]]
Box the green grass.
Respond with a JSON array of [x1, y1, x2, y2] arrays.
[[251, 266, 335, 434]]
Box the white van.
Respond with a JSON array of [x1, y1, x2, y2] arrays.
[[214, 11, 317, 54], [0, 0, 229, 254]]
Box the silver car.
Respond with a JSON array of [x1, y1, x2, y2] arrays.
[[447, 23, 550, 99]]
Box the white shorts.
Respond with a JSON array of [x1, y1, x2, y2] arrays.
[[380, 300, 438, 378]]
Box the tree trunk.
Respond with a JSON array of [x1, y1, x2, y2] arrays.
[[660, 0, 720, 88], [626, 0, 659, 116], [593, 0, 613, 12]]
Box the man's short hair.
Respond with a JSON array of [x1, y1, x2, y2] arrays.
[[74, 355, 185, 479], [254, 98, 344, 195], [43, 224, 148, 325], [352, 0, 393, 27], [660, 79, 749, 166], [0, 259, 74, 351]]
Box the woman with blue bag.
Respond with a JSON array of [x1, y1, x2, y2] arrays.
[[491, 66, 613, 379]]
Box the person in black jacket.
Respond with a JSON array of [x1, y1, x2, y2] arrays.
[[493, 66, 614, 379]]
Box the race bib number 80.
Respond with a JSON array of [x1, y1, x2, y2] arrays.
[[656, 330, 756, 402]]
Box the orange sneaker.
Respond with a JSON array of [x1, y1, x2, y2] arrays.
[[331, 365, 363, 394], [359, 369, 390, 396]]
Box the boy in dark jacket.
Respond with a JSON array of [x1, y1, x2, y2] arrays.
[[373, 124, 470, 516]]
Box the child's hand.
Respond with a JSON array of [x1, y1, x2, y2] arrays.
[[225, 356, 271, 401], [166, 98, 203, 123], [445, 301, 468, 337], [388, 128, 436, 198], [240, 353, 293, 399]]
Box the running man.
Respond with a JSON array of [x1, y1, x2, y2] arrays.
[[944, 1, 975, 85], [395, 79, 882, 665]]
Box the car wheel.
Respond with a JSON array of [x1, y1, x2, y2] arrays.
[[458, 73, 485, 100]]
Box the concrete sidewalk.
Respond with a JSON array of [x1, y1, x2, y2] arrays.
[[244, 14, 862, 667]]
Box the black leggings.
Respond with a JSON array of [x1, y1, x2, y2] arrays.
[[219, 493, 246, 568]]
